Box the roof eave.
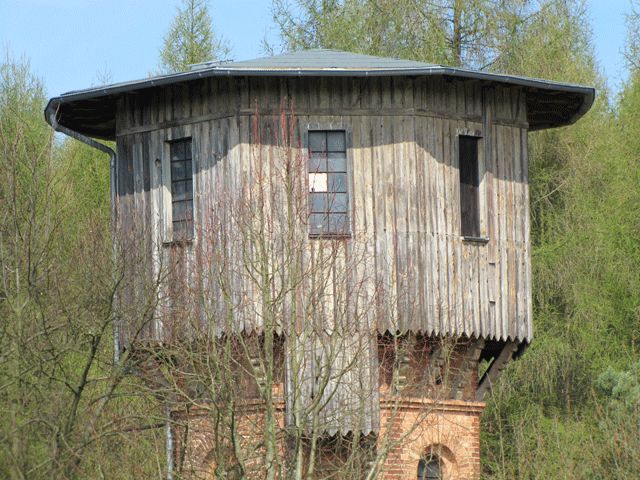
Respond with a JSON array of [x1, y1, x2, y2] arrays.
[[51, 65, 595, 103], [45, 66, 595, 138]]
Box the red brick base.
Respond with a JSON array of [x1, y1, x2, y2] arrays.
[[172, 397, 483, 479]]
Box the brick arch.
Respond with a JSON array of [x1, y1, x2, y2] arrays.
[[419, 443, 458, 479], [171, 412, 218, 479], [378, 399, 482, 479], [196, 441, 246, 479], [200, 449, 217, 479]]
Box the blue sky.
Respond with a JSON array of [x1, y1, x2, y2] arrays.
[[0, 0, 633, 98]]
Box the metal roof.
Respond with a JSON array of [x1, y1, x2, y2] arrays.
[[45, 49, 595, 140], [189, 48, 438, 71]]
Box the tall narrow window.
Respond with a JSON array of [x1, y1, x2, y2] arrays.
[[170, 138, 194, 240], [308, 130, 350, 237], [459, 135, 480, 238]]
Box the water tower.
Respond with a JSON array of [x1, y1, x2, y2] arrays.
[[46, 49, 593, 479]]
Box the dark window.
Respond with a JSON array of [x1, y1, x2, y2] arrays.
[[170, 139, 194, 240], [308, 130, 350, 237], [417, 456, 441, 480], [459, 135, 480, 238]]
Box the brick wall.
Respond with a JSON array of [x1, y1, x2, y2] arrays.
[[172, 397, 483, 479], [378, 398, 483, 480], [168, 337, 485, 479], [172, 401, 287, 479]]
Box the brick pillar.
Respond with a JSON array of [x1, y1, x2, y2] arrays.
[[378, 398, 484, 480]]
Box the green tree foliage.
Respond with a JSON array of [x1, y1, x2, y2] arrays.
[[594, 362, 640, 476], [624, 1, 640, 70], [159, 0, 230, 73], [0, 55, 164, 480], [273, 0, 536, 67], [482, 2, 640, 478]]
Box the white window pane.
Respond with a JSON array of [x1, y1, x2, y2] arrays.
[[309, 173, 328, 192]]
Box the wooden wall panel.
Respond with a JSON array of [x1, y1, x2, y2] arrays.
[[114, 76, 532, 346], [113, 76, 531, 433]]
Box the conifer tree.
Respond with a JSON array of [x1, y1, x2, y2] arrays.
[[159, 0, 230, 73]]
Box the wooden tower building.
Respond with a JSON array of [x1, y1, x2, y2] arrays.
[[46, 50, 594, 479]]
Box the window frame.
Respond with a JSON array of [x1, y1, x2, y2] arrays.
[[161, 135, 195, 244], [456, 128, 488, 244], [305, 125, 353, 239]]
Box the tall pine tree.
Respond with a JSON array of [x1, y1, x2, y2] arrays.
[[159, 0, 229, 73]]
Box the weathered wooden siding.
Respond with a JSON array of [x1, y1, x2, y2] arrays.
[[114, 76, 531, 348]]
